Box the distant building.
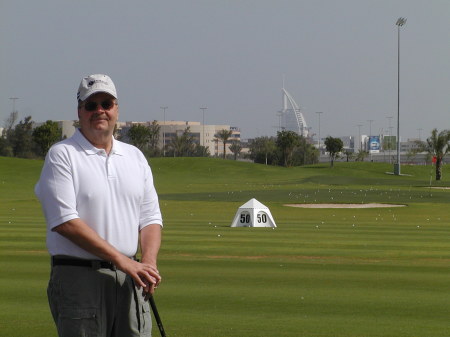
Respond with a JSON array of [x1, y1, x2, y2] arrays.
[[117, 120, 240, 157], [337, 136, 354, 151], [400, 138, 423, 153]]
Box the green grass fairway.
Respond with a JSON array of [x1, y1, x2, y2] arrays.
[[1, 157, 450, 336]]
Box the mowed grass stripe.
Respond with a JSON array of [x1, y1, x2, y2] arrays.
[[1, 156, 450, 336]]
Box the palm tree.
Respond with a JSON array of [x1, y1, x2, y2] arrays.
[[168, 127, 195, 157], [127, 124, 151, 151], [229, 141, 242, 160], [355, 149, 369, 162], [343, 150, 355, 162], [216, 129, 233, 159], [168, 133, 185, 157], [148, 120, 161, 155], [425, 129, 450, 181]]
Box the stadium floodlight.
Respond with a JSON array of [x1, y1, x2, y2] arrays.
[[160, 106, 168, 157], [200, 107, 207, 147], [396, 17, 407, 26], [394, 17, 406, 175]]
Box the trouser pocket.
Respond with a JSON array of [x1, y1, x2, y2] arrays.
[[48, 266, 102, 337], [140, 302, 152, 336], [57, 307, 99, 337], [134, 286, 152, 337]]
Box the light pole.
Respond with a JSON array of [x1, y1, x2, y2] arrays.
[[395, 17, 407, 175], [387, 116, 393, 163], [160, 106, 168, 156], [316, 112, 323, 154], [9, 97, 19, 121], [367, 119, 374, 161], [367, 120, 374, 137], [357, 124, 363, 152], [200, 107, 207, 147], [417, 128, 423, 141], [7, 97, 19, 130], [9, 97, 19, 113]]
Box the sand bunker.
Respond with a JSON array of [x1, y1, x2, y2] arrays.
[[285, 203, 406, 209]]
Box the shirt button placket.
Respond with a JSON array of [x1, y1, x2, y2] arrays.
[[106, 155, 115, 179]]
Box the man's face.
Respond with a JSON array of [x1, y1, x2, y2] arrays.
[[78, 92, 118, 137]]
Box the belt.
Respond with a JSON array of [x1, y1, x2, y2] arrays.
[[52, 256, 117, 270]]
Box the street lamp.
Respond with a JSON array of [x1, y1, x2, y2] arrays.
[[9, 97, 19, 113], [367, 119, 374, 161], [316, 112, 323, 154], [387, 116, 393, 163], [9, 97, 19, 120], [395, 17, 407, 175], [200, 107, 207, 147], [160, 106, 168, 156], [356, 124, 363, 153]]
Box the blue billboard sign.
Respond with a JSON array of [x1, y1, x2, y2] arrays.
[[368, 136, 381, 153]]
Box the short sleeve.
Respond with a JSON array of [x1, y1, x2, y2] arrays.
[[35, 146, 79, 230]]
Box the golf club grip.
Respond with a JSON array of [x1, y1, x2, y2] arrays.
[[149, 295, 167, 337]]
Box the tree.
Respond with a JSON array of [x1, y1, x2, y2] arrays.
[[192, 144, 210, 157], [291, 136, 319, 166], [324, 136, 343, 167], [423, 129, 450, 181], [168, 134, 184, 157], [127, 124, 152, 151], [3, 111, 18, 131], [216, 129, 233, 159], [355, 149, 369, 162], [0, 111, 18, 156], [249, 136, 277, 165], [229, 141, 242, 160], [168, 127, 195, 157], [9, 116, 35, 158], [343, 150, 355, 162], [147, 120, 161, 156], [32, 120, 62, 156], [276, 131, 300, 167], [0, 135, 13, 157]]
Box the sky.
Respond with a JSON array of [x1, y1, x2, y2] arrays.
[[1, 0, 449, 141]]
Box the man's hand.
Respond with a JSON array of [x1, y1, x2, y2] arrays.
[[115, 255, 161, 296], [54, 219, 163, 299]]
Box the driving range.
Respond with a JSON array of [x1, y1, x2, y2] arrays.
[[1, 157, 450, 337]]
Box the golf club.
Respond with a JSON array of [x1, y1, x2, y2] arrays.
[[149, 295, 167, 337]]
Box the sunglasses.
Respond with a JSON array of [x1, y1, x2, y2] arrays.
[[82, 100, 117, 111]]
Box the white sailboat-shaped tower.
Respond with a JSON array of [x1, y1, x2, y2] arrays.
[[278, 81, 308, 137]]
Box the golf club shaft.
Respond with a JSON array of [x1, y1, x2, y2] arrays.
[[149, 295, 167, 337]]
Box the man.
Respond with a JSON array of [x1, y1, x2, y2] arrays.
[[35, 74, 163, 337]]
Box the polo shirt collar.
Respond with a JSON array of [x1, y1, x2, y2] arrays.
[[73, 129, 123, 156]]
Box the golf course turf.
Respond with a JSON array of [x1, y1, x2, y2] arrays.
[[1, 156, 450, 336]]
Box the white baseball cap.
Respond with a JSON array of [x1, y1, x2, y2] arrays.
[[77, 74, 117, 101]]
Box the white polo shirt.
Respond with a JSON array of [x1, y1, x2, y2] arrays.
[[35, 129, 163, 259]]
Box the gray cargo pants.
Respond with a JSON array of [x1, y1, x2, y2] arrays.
[[48, 262, 152, 337]]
